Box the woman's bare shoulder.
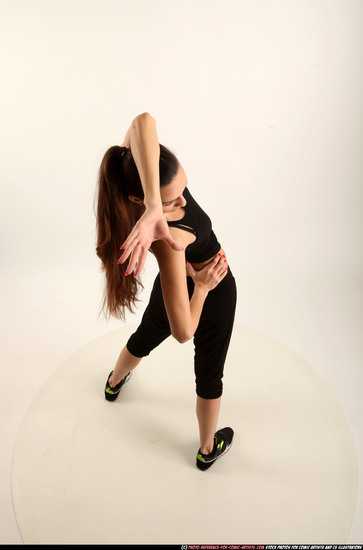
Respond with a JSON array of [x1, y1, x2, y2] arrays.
[[151, 226, 194, 259]]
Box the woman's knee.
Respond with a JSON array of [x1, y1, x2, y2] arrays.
[[196, 380, 223, 400]]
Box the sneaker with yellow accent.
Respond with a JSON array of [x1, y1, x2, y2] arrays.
[[196, 427, 234, 471], [104, 370, 132, 401]]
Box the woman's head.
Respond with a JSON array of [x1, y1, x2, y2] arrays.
[[128, 160, 188, 214], [119, 144, 180, 200], [95, 142, 182, 320]]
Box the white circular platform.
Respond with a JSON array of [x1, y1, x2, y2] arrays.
[[12, 324, 358, 544]]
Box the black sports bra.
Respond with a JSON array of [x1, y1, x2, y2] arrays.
[[167, 188, 221, 263]]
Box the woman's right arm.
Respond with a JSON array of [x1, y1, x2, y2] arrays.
[[118, 113, 183, 275]]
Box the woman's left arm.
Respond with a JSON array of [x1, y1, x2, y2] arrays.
[[152, 234, 228, 343]]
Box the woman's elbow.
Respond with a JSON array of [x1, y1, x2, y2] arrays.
[[172, 329, 192, 344], [132, 112, 155, 125]]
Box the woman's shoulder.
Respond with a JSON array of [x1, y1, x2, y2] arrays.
[[151, 226, 195, 259]]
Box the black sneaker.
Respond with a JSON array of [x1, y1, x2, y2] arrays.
[[196, 427, 234, 471], [104, 370, 132, 401]]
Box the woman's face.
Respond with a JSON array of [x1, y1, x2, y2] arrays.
[[160, 164, 188, 213]]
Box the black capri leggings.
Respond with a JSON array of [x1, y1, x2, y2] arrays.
[[127, 267, 237, 399]]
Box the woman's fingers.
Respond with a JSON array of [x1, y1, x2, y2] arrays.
[[212, 254, 226, 270], [120, 228, 141, 255], [219, 255, 228, 271], [118, 234, 141, 264], [213, 254, 228, 281], [207, 254, 220, 269], [125, 243, 143, 275], [133, 247, 149, 277], [118, 247, 131, 265], [217, 254, 228, 269], [118, 240, 149, 276]]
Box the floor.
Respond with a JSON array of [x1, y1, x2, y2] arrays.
[[1, 259, 362, 544], [11, 324, 358, 544]]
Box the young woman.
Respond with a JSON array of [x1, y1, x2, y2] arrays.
[[95, 113, 237, 470]]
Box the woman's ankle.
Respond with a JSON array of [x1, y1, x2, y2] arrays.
[[200, 439, 215, 455], [108, 373, 121, 388]]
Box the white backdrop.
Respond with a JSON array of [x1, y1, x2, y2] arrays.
[[1, 0, 362, 543]]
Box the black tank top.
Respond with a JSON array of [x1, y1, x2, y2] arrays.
[[167, 188, 221, 263]]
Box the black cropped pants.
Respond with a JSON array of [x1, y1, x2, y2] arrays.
[[126, 268, 237, 399]]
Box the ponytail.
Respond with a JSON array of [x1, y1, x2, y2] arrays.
[[95, 145, 142, 320], [95, 142, 179, 320]]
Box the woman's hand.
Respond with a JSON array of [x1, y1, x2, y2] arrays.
[[118, 205, 184, 276], [186, 254, 228, 291]]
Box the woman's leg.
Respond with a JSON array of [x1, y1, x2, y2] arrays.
[[108, 273, 172, 389], [197, 396, 221, 454], [108, 346, 142, 387], [193, 269, 237, 456]]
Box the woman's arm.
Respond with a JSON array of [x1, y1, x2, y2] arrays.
[[152, 234, 228, 343], [123, 112, 161, 208], [118, 113, 183, 275]]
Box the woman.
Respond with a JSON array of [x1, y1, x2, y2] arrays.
[[95, 113, 237, 470]]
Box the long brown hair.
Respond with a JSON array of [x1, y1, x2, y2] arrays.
[[95, 143, 179, 320]]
